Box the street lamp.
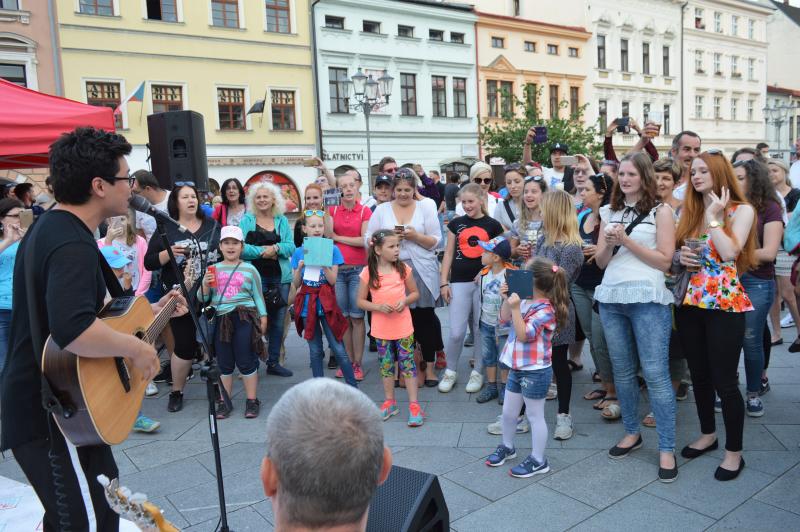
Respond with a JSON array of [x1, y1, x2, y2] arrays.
[[343, 68, 393, 191], [763, 103, 794, 160]]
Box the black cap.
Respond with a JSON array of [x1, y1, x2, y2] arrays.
[[550, 142, 569, 154], [375, 174, 392, 187]]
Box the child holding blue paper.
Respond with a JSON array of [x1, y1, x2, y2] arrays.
[[290, 209, 357, 386]]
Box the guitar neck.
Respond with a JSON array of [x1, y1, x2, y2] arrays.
[[143, 296, 179, 345]]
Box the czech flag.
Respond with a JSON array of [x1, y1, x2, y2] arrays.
[[114, 81, 145, 115]]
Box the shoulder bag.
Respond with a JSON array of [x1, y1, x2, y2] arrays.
[[196, 261, 242, 345]]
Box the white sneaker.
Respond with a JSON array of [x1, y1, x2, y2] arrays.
[[553, 413, 574, 440], [546, 382, 558, 400], [438, 369, 457, 393], [781, 313, 795, 328], [487, 414, 530, 435], [145, 382, 158, 397], [465, 370, 484, 393]]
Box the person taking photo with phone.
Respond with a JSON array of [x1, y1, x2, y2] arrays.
[[0, 197, 25, 373]]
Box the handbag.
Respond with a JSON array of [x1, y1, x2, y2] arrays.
[[669, 250, 691, 307], [264, 284, 287, 311], [196, 262, 241, 344]]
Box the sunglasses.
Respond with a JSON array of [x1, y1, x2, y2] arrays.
[[705, 149, 724, 156], [384, 167, 398, 174], [174, 181, 196, 187], [525, 175, 544, 183], [473, 177, 493, 185], [303, 209, 325, 217], [503, 163, 522, 172], [394, 168, 416, 179]]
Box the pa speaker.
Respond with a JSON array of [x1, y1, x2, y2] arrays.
[[147, 110, 209, 192], [367, 465, 449, 532]]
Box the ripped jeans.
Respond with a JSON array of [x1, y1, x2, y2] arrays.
[[740, 274, 774, 395]]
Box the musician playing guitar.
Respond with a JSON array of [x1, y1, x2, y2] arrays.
[[0, 127, 187, 532]]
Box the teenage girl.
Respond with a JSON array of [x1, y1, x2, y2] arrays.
[[510, 176, 547, 265], [357, 230, 424, 426]]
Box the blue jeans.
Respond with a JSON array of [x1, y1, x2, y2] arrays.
[[740, 274, 774, 394], [144, 270, 164, 304], [599, 302, 676, 452], [261, 276, 290, 366], [308, 316, 357, 387], [479, 321, 508, 370], [0, 309, 11, 374], [335, 266, 365, 318]]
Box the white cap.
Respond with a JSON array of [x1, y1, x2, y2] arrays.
[[220, 225, 244, 242]]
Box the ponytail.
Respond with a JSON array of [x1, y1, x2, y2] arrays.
[[528, 257, 569, 330]]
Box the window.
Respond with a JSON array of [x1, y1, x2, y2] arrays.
[[86, 81, 122, 128], [549, 85, 559, 118], [79, 0, 113, 16], [146, 0, 177, 22], [620, 39, 629, 71], [271, 90, 296, 130], [400, 73, 416, 116], [731, 56, 739, 77], [0, 0, 19, 9], [429, 29, 443, 41], [211, 0, 239, 28], [569, 87, 579, 116], [324, 15, 344, 29], [748, 19, 755, 40], [568, 47, 579, 58], [266, 0, 290, 33], [151, 85, 183, 113], [217, 87, 245, 130], [714, 96, 721, 119], [524, 41, 536, 53], [432, 75, 446, 117], [713, 53, 721, 75], [492, 37, 504, 48], [642, 42, 650, 74], [748, 99, 754, 121], [714, 12, 722, 33], [453, 77, 467, 118], [694, 7, 704, 29], [695, 95, 704, 118], [598, 100, 607, 132], [398, 25, 413, 38], [0, 63, 25, 86], [643, 102, 650, 124], [524, 83, 537, 111], [450, 32, 464, 44], [500, 81, 513, 116], [731, 15, 739, 36], [513, 0, 520, 16], [328, 67, 349, 113], [621, 100, 629, 118], [547, 44, 559, 55], [663, 46, 670, 76], [362, 20, 380, 34], [663, 104, 670, 135], [695, 50, 704, 73], [597, 35, 606, 69], [748, 58, 755, 81], [731, 98, 738, 121], [487, 80, 498, 117]]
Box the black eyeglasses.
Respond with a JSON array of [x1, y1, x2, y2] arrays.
[[174, 181, 196, 187], [102, 173, 134, 187], [473, 177, 493, 185]]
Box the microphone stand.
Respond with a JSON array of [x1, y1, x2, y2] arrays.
[[155, 219, 233, 532]]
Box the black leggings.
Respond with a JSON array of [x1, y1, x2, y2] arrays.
[[170, 312, 199, 361], [676, 306, 745, 452], [552, 344, 571, 414], [410, 307, 444, 363], [763, 323, 772, 370]]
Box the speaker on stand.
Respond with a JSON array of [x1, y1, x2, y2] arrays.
[[367, 465, 449, 532], [146, 110, 209, 192]]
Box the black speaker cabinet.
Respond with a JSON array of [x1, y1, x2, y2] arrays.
[[367, 466, 449, 532], [147, 110, 209, 192]]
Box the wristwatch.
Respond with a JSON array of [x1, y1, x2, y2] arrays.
[[708, 220, 723, 229]]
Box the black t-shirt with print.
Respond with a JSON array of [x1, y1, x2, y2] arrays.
[[447, 215, 503, 283]]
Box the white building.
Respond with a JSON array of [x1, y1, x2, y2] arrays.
[[683, 0, 774, 154], [313, 0, 478, 185], [585, 0, 684, 153], [764, 0, 800, 158]]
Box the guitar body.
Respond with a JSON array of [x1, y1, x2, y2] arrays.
[[42, 296, 156, 447]]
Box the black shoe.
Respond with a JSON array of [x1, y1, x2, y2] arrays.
[[328, 353, 338, 369], [608, 435, 643, 459], [215, 400, 231, 419], [369, 336, 378, 352], [680, 439, 718, 459], [715, 458, 745, 481], [244, 398, 261, 419], [167, 391, 183, 412], [789, 339, 800, 353], [675, 382, 689, 401], [658, 454, 678, 483], [153, 362, 172, 384], [267, 363, 293, 377]]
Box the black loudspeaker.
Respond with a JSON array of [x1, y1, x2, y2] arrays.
[[147, 110, 209, 192], [367, 466, 449, 532]]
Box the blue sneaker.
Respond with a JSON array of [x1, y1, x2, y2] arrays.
[[746, 396, 764, 417], [714, 396, 722, 413], [509, 455, 550, 478], [380, 400, 399, 421], [485, 445, 516, 467], [407, 402, 425, 427], [133, 415, 160, 433]]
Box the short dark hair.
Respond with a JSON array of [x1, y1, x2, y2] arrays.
[[756, 142, 769, 151], [167, 184, 205, 220], [49, 127, 131, 205], [377, 156, 396, 173], [671, 130, 701, 152], [731, 147, 766, 164], [12, 183, 33, 200], [0, 197, 24, 219], [133, 169, 161, 190], [219, 178, 246, 206]]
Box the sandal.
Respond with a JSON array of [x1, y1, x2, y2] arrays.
[[593, 396, 618, 411], [601, 402, 621, 420], [584, 389, 607, 401], [592, 371, 602, 383], [424, 379, 439, 388], [567, 360, 584, 372], [642, 412, 656, 428]]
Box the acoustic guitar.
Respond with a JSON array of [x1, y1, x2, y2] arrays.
[[42, 295, 179, 446], [98, 475, 180, 532]]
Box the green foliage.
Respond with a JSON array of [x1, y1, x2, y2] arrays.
[[479, 87, 602, 165]]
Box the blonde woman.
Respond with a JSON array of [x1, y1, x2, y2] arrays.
[[240, 181, 296, 377], [532, 190, 584, 440]]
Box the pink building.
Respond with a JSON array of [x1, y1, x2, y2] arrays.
[[0, 0, 62, 95]]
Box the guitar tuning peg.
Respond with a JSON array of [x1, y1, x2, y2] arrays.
[[130, 493, 148, 504], [119, 486, 132, 499], [97, 475, 110, 487]]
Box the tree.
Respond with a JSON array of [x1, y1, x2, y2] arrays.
[[480, 87, 602, 165]]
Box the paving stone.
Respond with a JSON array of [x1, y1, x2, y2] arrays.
[[753, 462, 800, 515], [0, 457, 28, 483], [148, 495, 191, 530], [382, 421, 463, 448], [706, 449, 800, 477], [709, 499, 800, 530], [763, 424, 800, 451], [121, 457, 215, 499], [167, 466, 266, 525], [424, 401, 503, 422], [124, 440, 219, 471], [111, 448, 139, 476], [390, 446, 478, 476], [451, 483, 595, 531], [443, 457, 547, 502], [251, 499, 274, 524], [436, 477, 491, 522], [177, 416, 268, 444], [183, 505, 273, 531], [457, 422, 560, 450], [540, 451, 658, 510], [644, 455, 775, 519], [376, 401, 431, 423], [195, 442, 266, 478], [570, 491, 714, 532]]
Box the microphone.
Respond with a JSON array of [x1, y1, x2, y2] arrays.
[[128, 194, 188, 233]]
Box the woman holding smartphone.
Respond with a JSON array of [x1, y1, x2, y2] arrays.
[[0, 198, 24, 373]]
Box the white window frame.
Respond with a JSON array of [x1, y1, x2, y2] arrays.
[[0, 34, 39, 90], [267, 86, 302, 131], [748, 19, 755, 40], [207, 0, 245, 29], [263, 0, 296, 34], [731, 15, 738, 36], [748, 58, 755, 81], [695, 95, 704, 119], [139, 0, 184, 23], [213, 83, 251, 130], [147, 80, 189, 115], [747, 98, 755, 121], [714, 12, 722, 33], [731, 98, 738, 121], [82, 76, 127, 129], [75, 0, 119, 16]]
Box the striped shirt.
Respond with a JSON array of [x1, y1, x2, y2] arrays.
[[203, 261, 267, 317], [498, 299, 556, 370]]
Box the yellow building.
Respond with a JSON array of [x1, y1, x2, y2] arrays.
[[57, 0, 317, 207]]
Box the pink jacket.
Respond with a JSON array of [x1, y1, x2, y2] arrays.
[[97, 236, 152, 296]]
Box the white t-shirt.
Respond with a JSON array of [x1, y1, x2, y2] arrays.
[[790, 160, 800, 189], [135, 194, 169, 242], [543, 167, 565, 189], [480, 269, 506, 328]]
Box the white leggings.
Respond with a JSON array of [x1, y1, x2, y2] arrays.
[[502, 391, 547, 463], [445, 281, 482, 372]]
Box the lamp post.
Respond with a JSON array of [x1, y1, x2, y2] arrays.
[[342, 68, 394, 192], [763, 103, 794, 160]]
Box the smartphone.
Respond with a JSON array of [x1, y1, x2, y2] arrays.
[[506, 270, 534, 300], [533, 125, 548, 144], [19, 209, 34, 230], [303, 158, 318, 167], [394, 225, 405, 233], [616, 117, 630, 133], [560, 155, 578, 167]]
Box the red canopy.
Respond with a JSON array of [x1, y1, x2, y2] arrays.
[[0, 78, 116, 170]]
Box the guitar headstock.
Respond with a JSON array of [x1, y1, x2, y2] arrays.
[[97, 475, 180, 532]]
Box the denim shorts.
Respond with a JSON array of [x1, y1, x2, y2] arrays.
[[335, 265, 365, 318], [506, 367, 553, 400], [479, 321, 509, 369]]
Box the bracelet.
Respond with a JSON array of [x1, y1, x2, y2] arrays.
[[440, 283, 449, 288]]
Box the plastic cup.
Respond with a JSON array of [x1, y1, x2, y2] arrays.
[[685, 238, 705, 272], [646, 112, 663, 138], [207, 265, 217, 288]]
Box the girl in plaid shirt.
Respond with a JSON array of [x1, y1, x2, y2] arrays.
[[485, 257, 570, 478]]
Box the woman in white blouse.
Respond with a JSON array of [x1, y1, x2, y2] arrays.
[[366, 167, 444, 385]]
